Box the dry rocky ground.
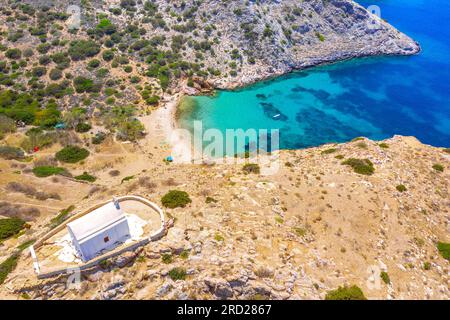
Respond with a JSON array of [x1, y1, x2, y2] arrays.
[[0, 134, 448, 300], [0, 0, 447, 301]]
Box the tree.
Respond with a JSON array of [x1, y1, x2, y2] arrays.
[[116, 118, 145, 141], [96, 19, 117, 35], [73, 76, 101, 93], [63, 107, 87, 129]]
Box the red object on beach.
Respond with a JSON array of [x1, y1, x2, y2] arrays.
[[33, 146, 39, 152]]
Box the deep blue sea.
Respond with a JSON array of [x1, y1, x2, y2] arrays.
[[179, 0, 450, 154]]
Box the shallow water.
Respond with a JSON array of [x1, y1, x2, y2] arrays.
[[178, 0, 450, 154]]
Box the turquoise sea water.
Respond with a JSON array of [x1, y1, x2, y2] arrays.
[[179, 0, 450, 153]]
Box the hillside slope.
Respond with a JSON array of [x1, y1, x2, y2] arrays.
[[0, 136, 448, 300]]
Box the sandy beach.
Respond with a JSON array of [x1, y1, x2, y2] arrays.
[[139, 93, 195, 164]]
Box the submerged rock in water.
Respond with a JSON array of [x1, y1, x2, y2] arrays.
[[260, 102, 288, 121], [256, 93, 268, 100]]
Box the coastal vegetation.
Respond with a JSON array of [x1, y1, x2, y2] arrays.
[[0, 217, 26, 241], [161, 190, 192, 208], [0, 146, 24, 160], [437, 242, 450, 261], [341, 158, 375, 175], [325, 285, 367, 300], [55, 146, 89, 163], [32, 166, 67, 178], [49, 205, 75, 229], [0, 252, 20, 285], [74, 172, 97, 183], [380, 272, 391, 285], [242, 163, 260, 174], [161, 253, 173, 264], [168, 267, 187, 281], [321, 148, 337, 155]]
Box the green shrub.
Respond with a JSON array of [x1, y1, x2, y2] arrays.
[[121, 175, 135, 184], [5, 48, 21, 59], [396, 184, 407, 192], [437, 242, 450, 261], [144, 95, 160, 106], [293, 227, 307, 237], [21, 130, 59, 151], [379, 143, 389, 149], [55, 145, 89, 163], [96, 68, 109, 78], [423, 262, 431, 270], [73, 76, 101, 93], [32, 166, 66, 177], [168, 267, 187, 281], [68, 40, 101, 61], [99, 259, 111, 269], [49, 68, 63, 80], [39, 55, 51, 65], [180, 250, 189, 260], [316, 32, 325, 42], [20, 293, 31, 300], [0, 252, 20, 284], [380, 271, 390, 284], [32, 66, 46, 77], [92, 132, 106, 144], [342, 158, 375, 175], [17, 239, 35, 251], [88, 59, 100, 69], [116, 118, 145, 141], [321, 148, 337, 155], [102, 50, 115, 61], [0, 146, 24, 160], [205, 196, 217, 204], [75, 122, 91, 133], [161, 190, 192, 208], [161, 253, 173, 264], [75, 172, 96, 182], [243, 163, 260, 174], [275, 216, 284, 224], [0, 90, 40, 124], [432, 164, 444, 172], [130, 76, 141, 84], [96, 18, 117, 35], [0, 218, 26, 240], [356, 141, 368, 149], [50, 205, 75, 228], [325, 285, 367, 300], [214, 233, 225, 242]]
